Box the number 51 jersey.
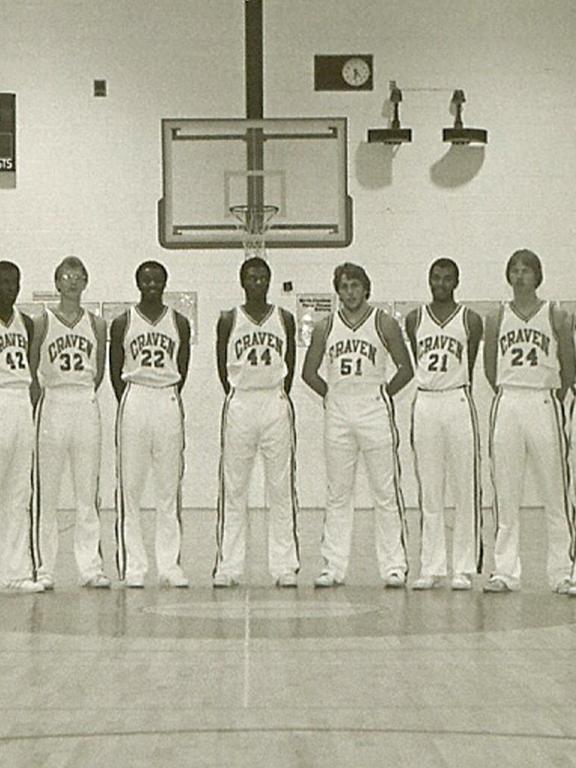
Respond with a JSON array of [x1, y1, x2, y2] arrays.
[[496, 301, 560, 389], [325, 306, 388, 393]]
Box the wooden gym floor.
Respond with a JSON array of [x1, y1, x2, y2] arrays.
[[0, 506, 575, 768]]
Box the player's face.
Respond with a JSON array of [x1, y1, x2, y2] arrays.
[[242, 266, 270, 299], [337, 275, 368, 312], [429, 265, 458, 302], [138, 267, 166, 300], [0, 269, 20, 309], [56, 267, 87, 298], [508, 260, 538, 291]]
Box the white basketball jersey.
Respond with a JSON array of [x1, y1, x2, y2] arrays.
[[496, 301, 560, 389], [324, 306, 388, 393], [0, 309, 31, 389], [122, 306, 181, 388], [414, 304, 470, 390], [227, 305, 288, 390], [38, 308, 98, 388]]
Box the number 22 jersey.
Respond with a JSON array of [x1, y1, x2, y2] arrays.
[[122, 306, 181, 388], [496, 301, 560, 389]]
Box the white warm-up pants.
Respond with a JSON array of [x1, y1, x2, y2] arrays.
[[214, 388, 299, 580], [0, 388, 36, 583], [115, 383, 186, 582], [489, 387, 573, 589], [32, 386, 105, 583], [320, 387, 408, 581], [411, 387, 482, 578]]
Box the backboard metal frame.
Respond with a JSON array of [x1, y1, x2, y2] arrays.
[[158, 117, 353, 250]]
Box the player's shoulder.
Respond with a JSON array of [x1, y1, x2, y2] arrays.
[[376, 306, 401, 334]]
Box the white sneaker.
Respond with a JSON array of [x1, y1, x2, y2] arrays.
[[212, 573, 239, 588], [384, 571, 406, 589], [37, 575, 55, 591], [4, 579, 45, 593], [314, 571, 344, 588], [451, 574, 472, 591], [83, 573, 111, 589], [124, 576, 145, 589], [275, 572, 297, 588], [483, 577, 512, 593], [568, 582, 576, 596], [159, 574, 189, 588], [412, 575, 442, 591], [553, 577, 571, 594]]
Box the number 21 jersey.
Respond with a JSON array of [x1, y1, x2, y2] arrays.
[[414, 304, 470, 390], [325, 306, 388, 394], [496, 301, 560, 389]]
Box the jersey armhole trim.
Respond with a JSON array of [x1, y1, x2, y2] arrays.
[[375, 308, 390, 353]]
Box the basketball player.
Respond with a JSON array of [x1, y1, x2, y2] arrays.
[[110, 261, 190, 588], [213, 257, 299, 587], [484, 249, 575, 593], [0, 262, 44, 592], [29, 257, 110, 590], [405, 258, 483, 591], [302, 263, 413, 588]]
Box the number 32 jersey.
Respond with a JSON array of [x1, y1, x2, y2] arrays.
[[122, 306, 182, 388], [414, 304, 470, 391], [324, 306, 388, 394], [38, 308, 97, 388], [496, 301, 560, 389]]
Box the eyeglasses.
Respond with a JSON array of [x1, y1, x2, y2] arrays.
[[60, 273, 87, 283]]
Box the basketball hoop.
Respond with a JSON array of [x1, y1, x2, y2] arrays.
[[230, 204, 279, 259]]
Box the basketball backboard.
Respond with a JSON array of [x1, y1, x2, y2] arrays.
[[159, 117, 353, 249]]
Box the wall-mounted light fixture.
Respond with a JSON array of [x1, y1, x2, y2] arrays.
[[367, 81, 412, 145], [442, 90, 487, 145]]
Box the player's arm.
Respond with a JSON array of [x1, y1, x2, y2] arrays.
[[379, 312, 414, 397], [552, 304, 575, 400], [404, 309, 419, 363], [280, 308, 296, 395], [175, 312, 191, 393], [483, 310, 500, 393], [301, 316, 329, 399], [465, 309, 483, 383], [28, 312, 47, 408], [92, 315, 107, 392], [109, 312, 128, 403], [216, 310, 233, 395], [22, 313, 35, 404]]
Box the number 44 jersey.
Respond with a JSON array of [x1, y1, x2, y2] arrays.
[[496, 301, 560, 390], [226, 305, 288, 390]]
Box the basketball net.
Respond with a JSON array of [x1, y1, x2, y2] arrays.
[[230, 204, 279, 259]]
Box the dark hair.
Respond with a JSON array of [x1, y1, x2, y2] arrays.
[[429, 257, 459, 282], [54, 256, 88, 283], [333, 262, 371, 299], [506, 249, 543, 288], [135, 261, 168, 285], [239, 257, 271, 287], [0, 261, 20, 278]]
